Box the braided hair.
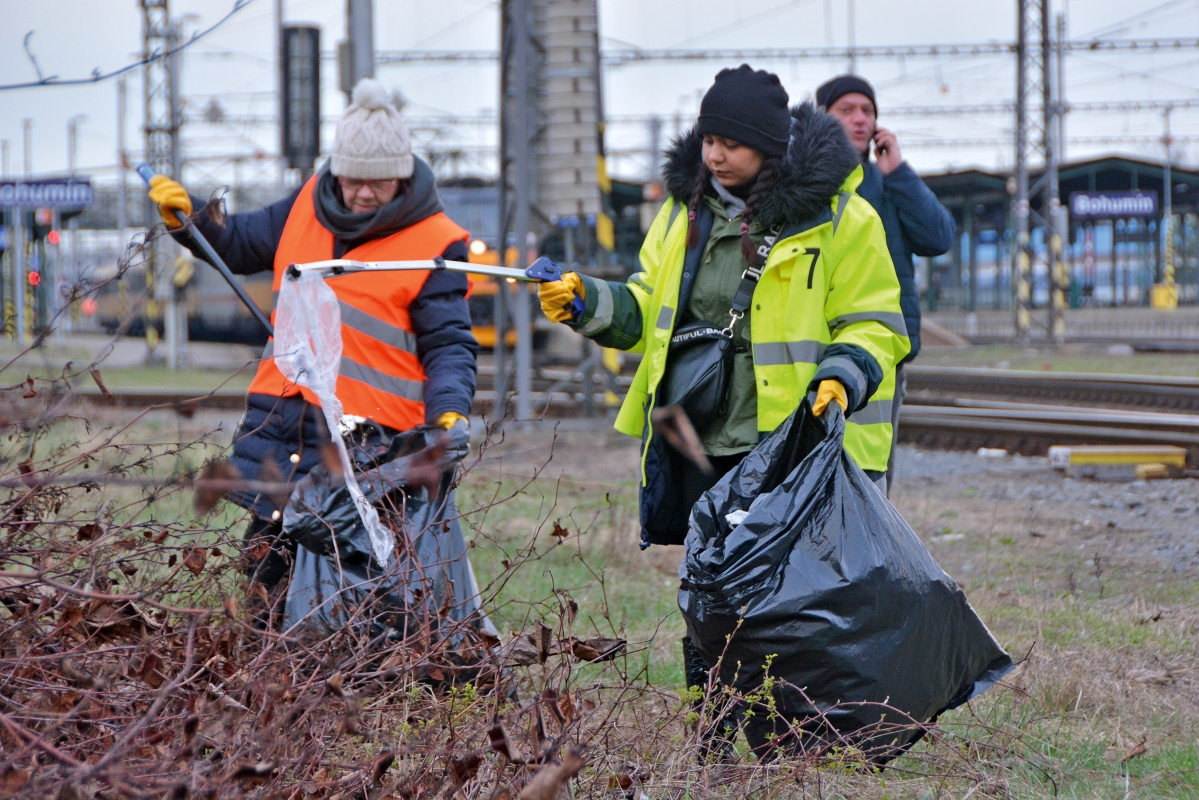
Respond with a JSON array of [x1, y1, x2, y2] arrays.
[[684, 162, 713, 250], [738, 157, 781, 263]]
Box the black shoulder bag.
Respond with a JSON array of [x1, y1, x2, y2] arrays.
[[657, 228, 780, 431]]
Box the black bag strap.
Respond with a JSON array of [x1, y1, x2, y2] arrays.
[[723, 227, 781, 335]]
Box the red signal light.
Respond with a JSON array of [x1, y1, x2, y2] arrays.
[[47, 230, 61, 245], [28, 271, 41, 286]]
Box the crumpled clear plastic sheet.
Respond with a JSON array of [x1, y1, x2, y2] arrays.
[[679, 401, 1013, 760], [281, 423, 495, 645], [273, 270, 391, 566]]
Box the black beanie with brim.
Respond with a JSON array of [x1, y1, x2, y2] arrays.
[[697, 64, 791, 158], [815, 74, 878, 114]]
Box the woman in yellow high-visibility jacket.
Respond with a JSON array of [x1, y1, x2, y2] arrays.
[[541, 64, 909, 548]]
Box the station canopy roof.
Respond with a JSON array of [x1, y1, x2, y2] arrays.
[[920, 155, 1199, 230]]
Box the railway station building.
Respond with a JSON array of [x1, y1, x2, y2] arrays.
[[921, 156, 1199, 315]]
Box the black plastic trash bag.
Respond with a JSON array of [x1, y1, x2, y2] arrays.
[[281, 423, 494, 649], [679, 400, 1013, 759]]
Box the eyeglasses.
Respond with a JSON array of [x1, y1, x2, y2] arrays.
[[337, 177, 400, 195]]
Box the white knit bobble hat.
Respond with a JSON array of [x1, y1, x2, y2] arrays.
[[330, 78, 414, 180]]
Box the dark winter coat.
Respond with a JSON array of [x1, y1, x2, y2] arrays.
[[853, 158, 955, 361], [175, 158, 477, 519]]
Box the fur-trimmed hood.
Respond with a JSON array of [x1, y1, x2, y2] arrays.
[[662, 101, 859, 230]]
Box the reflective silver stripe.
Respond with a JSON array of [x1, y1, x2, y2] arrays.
[[832, 191, 851, 234], [261, 340, 274, 359], [752, 340, 825, 366], [817, 355, 867, 401], [578, 279, 615, 336], [828, 311, 909, 338], [655, 305, 674, 330], [629, 273, 652, 295], [338, 300, 418, 353], [339, 356, 424, 402], [849, 398, 893, 425], [271, 290, 279, 310], [666, 201, 682, 232]]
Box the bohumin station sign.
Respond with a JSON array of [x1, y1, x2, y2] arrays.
[[1068, 190, 1157, 219], [0, 178, 93, 209]]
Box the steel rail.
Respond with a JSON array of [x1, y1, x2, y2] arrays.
[[905, 366, 1199, 412]]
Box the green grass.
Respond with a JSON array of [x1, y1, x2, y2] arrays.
[[458, 472, 688, 688]]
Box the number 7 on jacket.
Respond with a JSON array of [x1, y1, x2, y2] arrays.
[[805, 249, 821, 289]]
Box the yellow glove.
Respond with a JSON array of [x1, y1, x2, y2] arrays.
[[537, 272, 585, 324], [436, 411, 468, 430], [148, 174, 192, 229], [812, 379, 847, 416]]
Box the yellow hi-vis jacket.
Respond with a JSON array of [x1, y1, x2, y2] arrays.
[[584, 165, 910, 475]]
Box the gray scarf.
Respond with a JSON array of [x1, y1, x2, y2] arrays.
[[313, 156, 445, 256]]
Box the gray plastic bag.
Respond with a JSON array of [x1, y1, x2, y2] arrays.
[[281, 424, 494, 648]]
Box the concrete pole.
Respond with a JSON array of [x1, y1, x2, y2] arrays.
[[1163, 105, 1175, 292], [117, 77, 128, 260], [276, 0, 286, 193], [22, 120, 32, 178], [17, 119, 32, 347], [847, 0, 856, 73], [348, 0, 375, 84], [1043, 0, 1066, 345], [509, 0, 534, 421], [63, 117, 87, 344], [1013, 1, 1031, 343]]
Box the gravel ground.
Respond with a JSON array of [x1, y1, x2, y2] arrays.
[[892, 445, 1199, 580]]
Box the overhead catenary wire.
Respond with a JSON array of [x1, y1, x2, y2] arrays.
[[0, 0, 256, 92]]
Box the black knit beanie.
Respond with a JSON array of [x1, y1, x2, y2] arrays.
[[696, 64, 791, 158], [815, 74, 878, 114]]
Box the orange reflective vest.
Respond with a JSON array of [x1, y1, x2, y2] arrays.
[[247, 176, 469, 432]]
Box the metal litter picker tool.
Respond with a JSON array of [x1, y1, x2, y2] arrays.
[[287, 254, 562, 281], [288, 256, 585, 319], [285, 255, 583, 316], [134, 163, 275, 337]]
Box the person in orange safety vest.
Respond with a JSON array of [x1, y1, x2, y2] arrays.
[[147, 78, 478, 606]]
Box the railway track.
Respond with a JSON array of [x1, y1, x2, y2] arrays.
[[904, 365, 1199, 411], [66, 364, 1199, 463]]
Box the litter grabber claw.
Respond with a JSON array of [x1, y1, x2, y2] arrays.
[[286, 254, 566, 284]]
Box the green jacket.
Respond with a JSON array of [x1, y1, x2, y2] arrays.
[[571, 103, 910, 479]]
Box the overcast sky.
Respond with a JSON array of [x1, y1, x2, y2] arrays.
[[2, 0, 1197, 185]]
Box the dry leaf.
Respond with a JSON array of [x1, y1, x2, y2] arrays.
[[489, 724, 522, 763], [371, 750, 396, 785], [21, 376, 36, 399], [551, 521, 570, 542], [76, 522, 103, 541], [1127, 668, 1172, 685], [182, 547, 207, 576], [223, 595, 239, 620], [650, 405, 712, 474], [558, 691, 576, 725], [325, 671, 346, 697], [569, 637, 626, 663], [195, 459, 242, 514], [517, 751, 584, 800], [89, 368, 113, 403], [0, 764, 32, 798], [541, 689, 565, 725], [501, 623, 553, 666], [447, 752, 482, 788], [228, 760, 278, 782], [1121, 738, 1148, 762]]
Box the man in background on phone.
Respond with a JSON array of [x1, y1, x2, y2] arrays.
[[816, 74, 955, 495]]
